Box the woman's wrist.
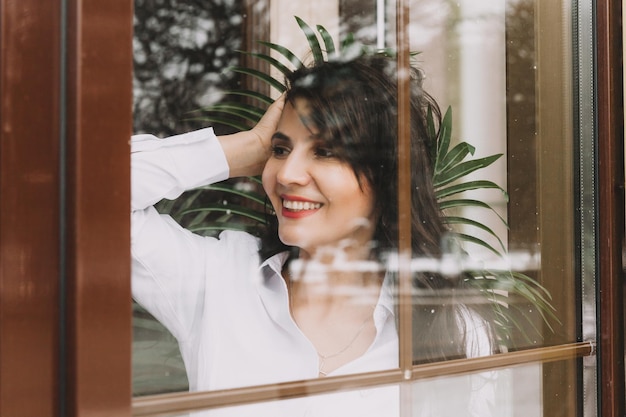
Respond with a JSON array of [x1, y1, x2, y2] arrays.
[[217, 96, 284, 178], [217, 130, 270, 178]]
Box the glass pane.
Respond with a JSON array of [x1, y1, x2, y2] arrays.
[[410, 360, 585, 416], [132, 0, 248, 396], [131, 1, 593, 414], [403, 0, 580, 362]]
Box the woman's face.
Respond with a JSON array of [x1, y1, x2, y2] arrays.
[[262, 99, 377, 260]]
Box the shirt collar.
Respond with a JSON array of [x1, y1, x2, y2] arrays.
[[259, 251, 290, 275], [255, 252, 293, 332], [258, 253, 396, 331]]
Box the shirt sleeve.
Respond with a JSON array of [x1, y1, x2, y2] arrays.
[[131, 128, 231, 341], [131, 127, 229, 210]]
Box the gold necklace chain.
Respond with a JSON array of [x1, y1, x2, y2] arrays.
[[284, 265, 375, 377], [317, 314, 372, 377]]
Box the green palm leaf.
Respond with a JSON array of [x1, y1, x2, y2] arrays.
[[191, 116, 251, 131], [341, 31, 356, 51], [220, 90, 274, 105], [454, 233, 502, 256], [229, 67, 286, 93], [190, 223, 263, 235], [196, 103, 264, 121], [438, 198, 508, 226], [316, 24, 336, 57], [296, 16, 324, 64], [199, 184, 266, 205], [436, 180, 507, 200], [257, 41, 303, 69], [237, 51, 293, 79], [443, 216, 506, 252], [434, 106, 453, 166], [471, 270, 557, 314], [434, 154, 503, 189], [181, 205, 267, 225], [436, 141, 476, 175], [426, 106, 439, 164]]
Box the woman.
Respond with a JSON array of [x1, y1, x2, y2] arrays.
[[132, 54, 495, 416]]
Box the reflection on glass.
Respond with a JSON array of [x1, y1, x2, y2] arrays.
[[131, 0, 574, 407]]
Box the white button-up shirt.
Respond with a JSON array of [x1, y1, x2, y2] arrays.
[[131, 128, 496, 417], [131, 128, 401, 416]]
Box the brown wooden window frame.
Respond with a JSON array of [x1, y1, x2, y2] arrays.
[[0, 0, 622, 416]]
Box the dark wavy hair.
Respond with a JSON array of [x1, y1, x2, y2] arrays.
[[260, 54, 446, 261], [259, 54, 496, 362]]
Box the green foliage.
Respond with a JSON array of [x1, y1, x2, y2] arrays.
[[133, 0, 244, 137], [155, 177, 268, 238], [431, 96, 558, 345], [175, 17, 558, 347]]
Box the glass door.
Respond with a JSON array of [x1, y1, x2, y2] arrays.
[[129, 1, 623, 416]]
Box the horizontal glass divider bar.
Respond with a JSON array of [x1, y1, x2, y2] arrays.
[[132, 341, 593, 416], [132, 370, 402, 416], [409, 341, 594, 380]]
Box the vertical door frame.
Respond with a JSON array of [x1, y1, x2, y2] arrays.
[[596, 0, 625, 416], [0, 0, 133, 416], [0, 0, 623, 416], [64, 0, 133, 416]]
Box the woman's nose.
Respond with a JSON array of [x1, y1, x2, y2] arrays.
[[276, 152, 311, 186]]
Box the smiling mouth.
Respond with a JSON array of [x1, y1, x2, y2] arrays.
[[282, 199, 323, 212]]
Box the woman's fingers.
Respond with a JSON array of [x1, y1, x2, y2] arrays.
[[252, 94, 286, 148]]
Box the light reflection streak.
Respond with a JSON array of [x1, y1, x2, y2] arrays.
[[288, 251, 541, 276]]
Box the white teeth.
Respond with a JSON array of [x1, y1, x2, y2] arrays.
[[283, 199, 322, 211]]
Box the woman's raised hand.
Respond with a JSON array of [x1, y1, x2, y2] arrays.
[[217, 95, 285, 178], [251, 94, 285, 151]]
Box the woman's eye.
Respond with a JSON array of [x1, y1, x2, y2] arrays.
[[271, 145, 289, 157], [314, 147, 334, 158]]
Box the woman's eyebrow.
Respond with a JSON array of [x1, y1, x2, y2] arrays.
[[271, 131, 322, 144], [271, 131, 291, 142]]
